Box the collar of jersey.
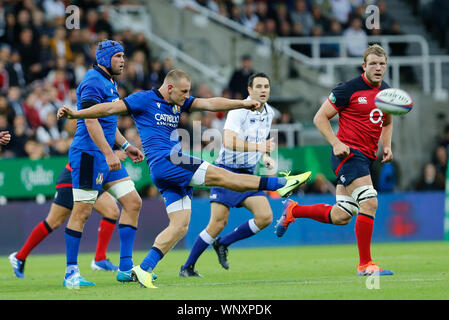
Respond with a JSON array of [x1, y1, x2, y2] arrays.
[[152, 87, 167, 101], [361, 73, 381, 90], [94, 65, 113, 81]]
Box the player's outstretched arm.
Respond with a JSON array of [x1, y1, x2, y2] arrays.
[[191, 97, 260, 112], [57, 100, 128, 120]]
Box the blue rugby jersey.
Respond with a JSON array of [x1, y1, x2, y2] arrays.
[[71, 66, 120, 151], [123, 88, 195, 167]]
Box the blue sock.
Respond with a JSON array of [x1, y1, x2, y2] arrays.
[[140, 247, 164, 272], [219, 219, 260, 246], [182, 230, 214, 269], [118, 224, 137, 271], [259, 177, 287, 191], [65, 228, 82, 276]]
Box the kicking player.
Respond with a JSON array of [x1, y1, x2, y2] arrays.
[[57, 69, 311, 288], [62, 40, 145, 288], [179, 73, 278, 276], [8, 154, 126, 278], [275, 44, 394, 276]]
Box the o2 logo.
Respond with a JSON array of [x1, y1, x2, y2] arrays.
[[370, 108, 384, 127]]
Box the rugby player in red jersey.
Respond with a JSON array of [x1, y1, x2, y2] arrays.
[[275, 44, 394, 276]]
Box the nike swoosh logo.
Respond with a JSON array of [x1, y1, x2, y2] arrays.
[[290, 180, 299, 185]]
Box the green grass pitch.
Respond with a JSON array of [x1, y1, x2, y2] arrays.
[[1, 241, 449, 300]]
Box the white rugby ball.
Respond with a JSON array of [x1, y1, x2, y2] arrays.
[[374, 88, 413, 115]]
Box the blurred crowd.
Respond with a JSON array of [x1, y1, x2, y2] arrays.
[[419, 0, 449, 54], [0, 0, 158, 159], [0, 0, 445, 198], [413, 125, 448, 191], [189, 0, 409, 58]]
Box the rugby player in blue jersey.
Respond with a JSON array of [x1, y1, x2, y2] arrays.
[[62, 40, 145, 288], [58, 69, 311, 288]]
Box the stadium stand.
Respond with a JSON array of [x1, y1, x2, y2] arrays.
[[0, 0, 447, 194]]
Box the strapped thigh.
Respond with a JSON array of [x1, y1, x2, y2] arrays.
[[189, 161, 210, 186], [72, 188, 99, 204], [166, 195, 191, 214], [106, 179, 135, 199], [351, 185, 378, 203]]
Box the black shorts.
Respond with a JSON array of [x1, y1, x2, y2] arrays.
[[330, 148, 374, 187]]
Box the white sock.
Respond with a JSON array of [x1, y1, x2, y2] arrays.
[[199, 229, 215, 245]]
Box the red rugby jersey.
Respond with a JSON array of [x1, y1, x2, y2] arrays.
[[327, 73, 390, 159]]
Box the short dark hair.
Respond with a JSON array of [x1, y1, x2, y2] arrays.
[[164, 69, 191, 85], [248, 72, 270, 88]]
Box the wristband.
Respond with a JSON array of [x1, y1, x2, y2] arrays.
[[121, 141, 130, 151]]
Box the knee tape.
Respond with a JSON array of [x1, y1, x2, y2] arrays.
[[166, 195, 191, 214], [351, 185, 377, 203], [106, 180, 135, 199], [189, 161, 210, 186], [336, 195, 359, 217], [72, 188, 98, 204]]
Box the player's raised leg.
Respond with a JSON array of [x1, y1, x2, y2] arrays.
[[180, 202, 230, 276], [275, 184, 355, 237], [203, 163, 311, 197]]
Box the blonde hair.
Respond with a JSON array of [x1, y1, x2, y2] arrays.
[[164, 69, 191, 85], [363, 44, 388, 63]]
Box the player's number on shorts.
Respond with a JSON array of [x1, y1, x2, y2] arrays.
[[369, 108, 384, 127]]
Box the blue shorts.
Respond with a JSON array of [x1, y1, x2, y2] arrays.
[[53, 166, 104, 210], [331, 148, 374, 187], [209, 165, 266, 208], [150, 152, 204, 207], [69, 147, 129, 191]]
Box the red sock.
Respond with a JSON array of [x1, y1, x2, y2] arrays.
[[355, 213, 374, 266], [292, 203, 333, 224], [16, 221, 52, 261], [94, 218, 116, 261]]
